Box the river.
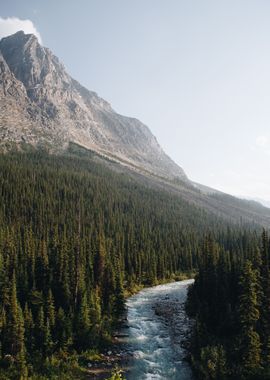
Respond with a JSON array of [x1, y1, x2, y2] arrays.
[[125, 279, 194, 380]]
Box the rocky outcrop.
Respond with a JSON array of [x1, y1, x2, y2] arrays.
[[0, 31, 187, 180], [0, 50, 41, 148]]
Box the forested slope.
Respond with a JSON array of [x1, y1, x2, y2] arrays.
[[0, 151, 264, 378], [186, 232, 270, 380]]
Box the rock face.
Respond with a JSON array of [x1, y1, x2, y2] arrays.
[[0, 31, 187, 180]]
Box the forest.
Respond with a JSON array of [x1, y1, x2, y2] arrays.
[[0, 150, 265, 379], [186, 231, 270, 379]]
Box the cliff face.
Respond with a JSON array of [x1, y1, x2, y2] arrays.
[[0, 31, 187, 180]]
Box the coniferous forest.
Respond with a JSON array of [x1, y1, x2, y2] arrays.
[[0, 150, 267, 379], [186, 231, 270, 379]]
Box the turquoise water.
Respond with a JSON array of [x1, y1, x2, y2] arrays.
[[126, 280, 194, 380]]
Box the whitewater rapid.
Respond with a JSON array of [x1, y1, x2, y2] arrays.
[[125, 279, 194, 380]]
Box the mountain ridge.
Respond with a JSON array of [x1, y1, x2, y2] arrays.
[[0, 30, 187, 180], [1, 31, 270, 227]]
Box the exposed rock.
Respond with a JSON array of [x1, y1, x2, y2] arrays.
[[0, 31, 187, 180]]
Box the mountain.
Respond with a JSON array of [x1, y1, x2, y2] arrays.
[[0, 31, 186, 180], [1, 31, 270, 227], [254, 198, 270, 209], [240, 196, 270, 209]]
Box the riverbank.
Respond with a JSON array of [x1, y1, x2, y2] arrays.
[[19, 278, 194, 380], [84, 349, 131, 379], [123, 279, 194, 379], [80, 278, 195, 379], [124, 272, 196, 297]]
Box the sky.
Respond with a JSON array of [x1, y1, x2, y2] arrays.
[[1, 1, 270, 201]]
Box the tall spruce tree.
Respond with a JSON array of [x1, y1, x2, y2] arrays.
[[238, 261, 261, 373]]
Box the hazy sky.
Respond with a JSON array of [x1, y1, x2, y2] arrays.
[[1, 1, 270, 201]]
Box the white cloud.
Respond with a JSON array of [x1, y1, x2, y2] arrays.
[[0, 17, 42, 44]]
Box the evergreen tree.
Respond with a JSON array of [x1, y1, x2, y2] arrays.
[[46, 289, 55, 329], [259, 230, 270, 362], [75, 293, 91, 349], [238, 261, 261, 373], [113, 271, 125, 318]]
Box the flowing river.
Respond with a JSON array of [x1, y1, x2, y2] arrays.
[[125, 279, 194, 380]]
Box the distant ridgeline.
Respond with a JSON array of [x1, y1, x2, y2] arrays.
[[186, 232, 270, 380], [0, 150, 264, 378]]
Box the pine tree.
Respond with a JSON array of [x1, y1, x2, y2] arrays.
[[4, 273, 27, 373], [24, 303, 34, 352], [44, 318, 53, 356], [40, 239, 50, 292], [238, 260, 261, 372], [35, 306, 47, 354], [46, 289, 55, 328], [94, 235, 106, 286], [55, 307, 72, 349], [259, 230, 270, 362], [113, 271, 125, 318], [16, 306, 27, 377], [75, 293, 91, 349]]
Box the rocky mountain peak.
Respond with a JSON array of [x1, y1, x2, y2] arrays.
[[0, 31, 68, 101], [0, 31, 41, 84], [0, 31, 187, 180]]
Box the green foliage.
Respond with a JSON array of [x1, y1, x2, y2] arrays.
[[106, 367, 125, 380], [239, 261, 260, 328], [187, 232, 270, 379], [0, 150, 263, 377], [238, 261, 262, 373], [197, 345, 227, 380]]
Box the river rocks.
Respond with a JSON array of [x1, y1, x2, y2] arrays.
[[153, 299, 193, 351], [125, 280, 194, 380], [86, 349, 132, 379], [90, 281, 194, 379]]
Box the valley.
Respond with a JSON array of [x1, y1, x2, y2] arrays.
[[0, 26, 270, 380]]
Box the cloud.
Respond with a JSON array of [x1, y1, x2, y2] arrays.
[[0, 17, 42, 43]]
